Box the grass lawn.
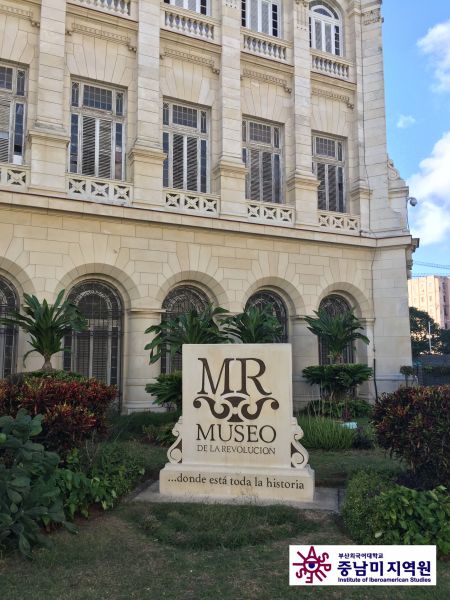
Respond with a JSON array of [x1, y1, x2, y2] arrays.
[[0, 502, 448, 600]]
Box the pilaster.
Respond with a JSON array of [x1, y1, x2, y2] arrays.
[[215, 0, 246, 217], [289, 0, 319, 227], [29, 0, 68, 194], [129, 0, 165, 209]]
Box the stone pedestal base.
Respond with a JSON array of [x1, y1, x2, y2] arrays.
[[159, 464, 315, 502]]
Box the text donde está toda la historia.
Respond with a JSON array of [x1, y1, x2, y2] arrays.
[[168, 473, 305, 490]]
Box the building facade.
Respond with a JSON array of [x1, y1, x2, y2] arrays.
[[408, 276, 450, 330], [0, 0, 413, 411]]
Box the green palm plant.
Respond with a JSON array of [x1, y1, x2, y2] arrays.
[[224, 305, 283, 343], [304, 307, 369, 364], [0, 289, 87, 372], [145, 305, 229, 364]]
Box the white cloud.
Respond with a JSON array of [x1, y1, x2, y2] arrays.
[[397, 114, 416, 129], [418, 20, 450, 92], [408, 131, 450, 246]]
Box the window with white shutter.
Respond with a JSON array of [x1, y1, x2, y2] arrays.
[[243, 118, 283, 204], [0, 64, 26, 165], [70, 81, 125, 180], [309, 2, 342, 56], [241, 0, 280, 38], [163, 0, 209, 15], [163, 100, 209, 193], [312, 134, 346, 213]]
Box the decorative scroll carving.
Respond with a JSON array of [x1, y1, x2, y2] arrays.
[[290, 419, 309, 468], [167, 418, 183, 464], [387, 156, 401, 181], [241, 69, 292, 93], [363, 8, 383, 25], [160, 48, 220, 74]]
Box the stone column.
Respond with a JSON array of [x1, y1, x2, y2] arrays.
[[213, 0, 247, 218], [129, 0, 165, 210], [287, 0, 319, 227], [291, 317, 320, 410], [29, 0, 69, 194], [372, 245, 413, 395], [123, 309, 162, 413]]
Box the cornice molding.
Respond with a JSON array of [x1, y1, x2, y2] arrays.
[[312, 87, 354, 109], [66, 22, 137, 52], [241, 69, 292, 93], [160, 47, 220, 74], [0, 3, 39, 27]]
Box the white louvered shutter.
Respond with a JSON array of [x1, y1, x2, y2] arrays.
[[186, 136, 198, 191], [172, 134, 184, 189], [0, 99, 11, 163], [250, 149, 261, 201], [98, 119, 112, 179], [81, 116, 96, 176], [187, 0, 197, 11], [328, 164, 337, 212], [316, 162, 327, 210], [250, 0, 258, 31], [262, 151, 273, 202]]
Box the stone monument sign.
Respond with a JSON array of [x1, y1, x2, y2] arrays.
[[159, 344, 315, 501]]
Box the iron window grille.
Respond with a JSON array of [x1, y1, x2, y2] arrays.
[[163, 100, 209, 194], [63, 281, 123, 390], [312, 134, 346, 213], [241, 0, 281, 38], [319, 294, 354, 364], [69, 81, 126, 181], [242, 118, 283, 204], [163, 0, 209, 15], [0, 276, 18, 379], [245, 290, 288, 342], [161, 285, 209, 373], [0, 63, 26, 166], [309, 1, 342, 56]]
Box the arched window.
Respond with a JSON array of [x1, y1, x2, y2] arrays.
[[319, 294, 354, 364], [161, 285, 209, 373], [63, 280, 123, 388], [310, 2, 342, 56], [245, 290, 288, 342], [0, 276, 18, 378]]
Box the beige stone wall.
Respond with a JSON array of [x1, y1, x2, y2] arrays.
[[0, 0, 414, 411]]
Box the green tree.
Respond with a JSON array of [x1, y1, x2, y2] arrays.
[[224, 305, 283, 343], [440, 328, 450, 355], [409, 307, 442, 357], [0, 290, 87, 372], [304, 308, 369, 364], [145, 305, 229, 364]]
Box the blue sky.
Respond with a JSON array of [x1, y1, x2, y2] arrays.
[[382, 0, 450, 276]]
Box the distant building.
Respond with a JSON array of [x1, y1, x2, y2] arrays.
[[408, 276, 450, 329]]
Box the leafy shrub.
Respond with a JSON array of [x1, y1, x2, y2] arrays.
[[302, 364, 373, 400], [0, 375, 116, 455], [142, 423, 175, 447], [342, 471, 450, 557], [145, 372, 182, 411], [139, 503, 319, 549], [302, 397, 373, 419], [341, 470, 391, 544], [351, 425, 376, 450], [223, 305, 283, 343], [298, 416, 355, 450], [374, 485, 450, 556], [107, 410, 179, 441], [372, 386, 450, 488], [6, 370, 87, 385], [0, 410, 74, 556]]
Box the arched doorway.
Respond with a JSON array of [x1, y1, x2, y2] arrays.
[[63, 280, 123, 388], [318, 294, 354, 364], [0, 276, 19, 378], [245, 289, 289, 342], [161, 284, 209, 373]]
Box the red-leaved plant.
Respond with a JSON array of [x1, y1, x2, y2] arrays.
[[0, 377, 116, 455], [372, 386, 450, 489]]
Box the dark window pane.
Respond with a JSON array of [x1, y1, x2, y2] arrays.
[[172, 134, 184, 189], [70, 114, 79, 173], [163, 131, 169, 188]]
